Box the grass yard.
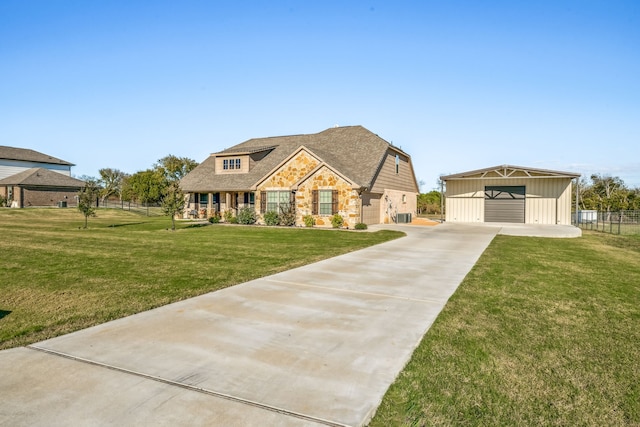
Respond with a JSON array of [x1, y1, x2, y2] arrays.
[[371, 231, 640, 426], [0, 208, 402, 350]]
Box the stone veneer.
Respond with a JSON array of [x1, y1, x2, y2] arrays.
[[259, 151, 319, 189], [256, 150, 360, 227], [296, 165, 359, 228]]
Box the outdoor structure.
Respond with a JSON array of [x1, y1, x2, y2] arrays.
[[0, 146, 84, 208], [180, 126, 419, 227], [441, 165, 580, 225]]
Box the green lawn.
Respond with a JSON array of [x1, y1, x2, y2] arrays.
[[371, 231, 640, 426], [0, 208, 402, 350]]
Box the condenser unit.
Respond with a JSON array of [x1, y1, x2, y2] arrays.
[[396, 213, 412, 223]]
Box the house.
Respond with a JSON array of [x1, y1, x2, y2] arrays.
[[0, 146, 74, 179], [441, 165, 580, 225], [180, 126, 419, 227], [0, 146, 85, 208]]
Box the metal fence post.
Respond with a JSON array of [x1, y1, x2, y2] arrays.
[[618, 211, 622, 235]]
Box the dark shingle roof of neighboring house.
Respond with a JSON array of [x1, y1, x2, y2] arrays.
[[0, 146, 74, 166], [0, 168, 85, 187], [181, 126, 411, 192]]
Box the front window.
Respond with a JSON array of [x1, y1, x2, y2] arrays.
[[267, 191, 290, 213], [199, 193, 208, 206], [223, 158, 241, 170], [244, 192, 255, 208], [319, 190, 332, 215], [395, 154, 400, 174]]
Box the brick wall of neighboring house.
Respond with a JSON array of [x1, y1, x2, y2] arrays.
[[21, 187, 80, 207], [296, 165, 359, 228]]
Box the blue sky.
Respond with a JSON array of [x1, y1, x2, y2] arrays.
[[2, 0, 639, 190]]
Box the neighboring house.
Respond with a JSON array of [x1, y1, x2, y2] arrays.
[[0, 146, 73, 180], [180, 126, 419, 227], [441, 165, 580, 225], [0, 146, 84, 208]]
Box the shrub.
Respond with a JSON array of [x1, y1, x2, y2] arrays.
[[355, 222, 368, 230], [227, 216, 238, 224], [0, 195, 6, 207], [331, 214, 344, 229], [263, 210, 279, 226], [208, 214, 221, 224], [303, 215, 315, 227], [223, 210, 235, 223], [278, 207, 296, 226], [237, 207, 257, 225]]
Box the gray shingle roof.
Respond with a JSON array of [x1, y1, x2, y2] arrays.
[[0, 168, 86, 187], [181, 126, 409, 192], [0, 146, 74, 166]]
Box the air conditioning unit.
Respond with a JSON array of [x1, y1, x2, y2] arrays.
[[396, 213, 412, 223]]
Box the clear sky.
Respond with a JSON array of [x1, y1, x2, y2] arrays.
[[2, 1, 639, 190]]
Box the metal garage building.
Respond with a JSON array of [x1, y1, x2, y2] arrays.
[[441, 165, 580, 225]]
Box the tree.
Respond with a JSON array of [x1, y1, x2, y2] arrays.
[[154, 155, 198, 182], [417, 190, 442, 215], [77, 180, 99, 229], [98, 168, 128, 204], [124, 169, 166, 215], [578, 174, 633, 212], [160, 180, 186, 230]]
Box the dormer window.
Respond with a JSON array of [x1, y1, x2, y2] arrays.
[[223, 158, 242, 170]]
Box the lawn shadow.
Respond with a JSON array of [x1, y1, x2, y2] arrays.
[[107, 222, 146, 228], [184, 223, 210, 229], [0, 310, 11, 320]]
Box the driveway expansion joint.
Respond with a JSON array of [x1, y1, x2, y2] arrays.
[[26, 345, 350, 427], [266, 278, 443, 304]]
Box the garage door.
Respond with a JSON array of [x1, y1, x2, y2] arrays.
[[361, 193, 381, 225], [484, 186, 525, 223]]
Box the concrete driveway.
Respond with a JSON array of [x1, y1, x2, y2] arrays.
[[1, 223, 506, 426]]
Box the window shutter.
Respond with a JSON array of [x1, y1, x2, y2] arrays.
[[332, 190, 339, 214], [260, 191, 266, 213], [312, 190, 318, 215], [290, 191, 296, 213]]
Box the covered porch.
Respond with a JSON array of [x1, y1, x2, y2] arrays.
[[184, 191, 256, 219]]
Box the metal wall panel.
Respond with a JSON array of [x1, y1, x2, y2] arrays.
[[446, 177, 574, 224]]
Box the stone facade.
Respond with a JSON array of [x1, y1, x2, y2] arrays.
[[296, 165, 359, 228], [259, 150, 320, 189], [253, 150, 360, 227], [255, 150, 319, 222]]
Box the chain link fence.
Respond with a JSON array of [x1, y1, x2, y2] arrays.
[[573, 210, 640, 235]]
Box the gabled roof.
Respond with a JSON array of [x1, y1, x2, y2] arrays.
[[441, 164, 581, 180], [0, 168, 86, 187], [0, 146, 74, 166], [181, 126, 412, 192]]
